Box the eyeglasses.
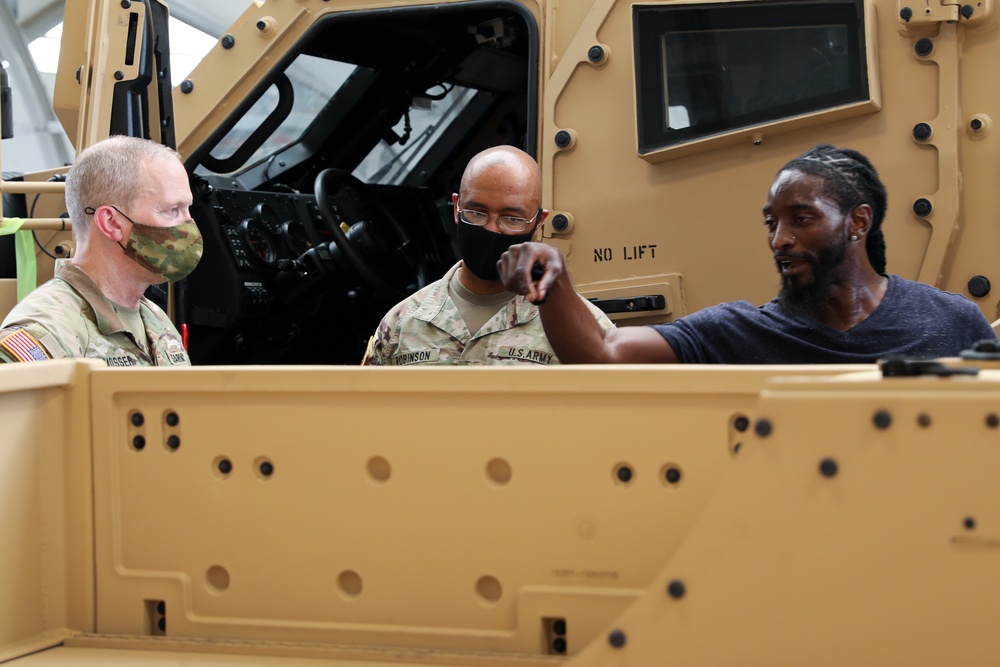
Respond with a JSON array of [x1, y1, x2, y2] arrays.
[[457, 203, 541, 233]]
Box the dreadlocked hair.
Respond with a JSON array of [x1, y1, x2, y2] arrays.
[[779, 144, 888, 273]]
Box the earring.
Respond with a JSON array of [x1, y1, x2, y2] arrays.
[[850, 234, 859, 241]]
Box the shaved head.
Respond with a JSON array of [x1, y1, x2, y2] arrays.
[[460, 146, 542, 211]]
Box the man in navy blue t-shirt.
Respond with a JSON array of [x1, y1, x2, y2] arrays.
[[497, 144, 997, 364]]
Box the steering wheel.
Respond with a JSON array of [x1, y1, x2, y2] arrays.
[[313, 168, 430, 303]]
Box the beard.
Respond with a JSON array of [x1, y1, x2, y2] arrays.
[[776, 236, 848, 318]]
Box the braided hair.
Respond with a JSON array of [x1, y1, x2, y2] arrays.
[[779, 144, 888, 273]]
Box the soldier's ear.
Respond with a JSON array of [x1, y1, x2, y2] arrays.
[[534, 209, 549, 240], [92, 205, 127, 243]]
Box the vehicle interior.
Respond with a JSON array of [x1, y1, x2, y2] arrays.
[[180, 1, 537, 364]]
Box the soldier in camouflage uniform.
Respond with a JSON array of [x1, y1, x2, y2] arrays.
[[0, 136, 202, 366], [362, 146, 612, 366]]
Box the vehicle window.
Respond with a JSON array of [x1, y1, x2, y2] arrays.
[[196, 54, 359, 175], [633, 0, 869, 157], [353, 84, 479, 185]]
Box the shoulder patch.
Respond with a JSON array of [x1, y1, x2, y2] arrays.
[[0, 329, 51, 362]]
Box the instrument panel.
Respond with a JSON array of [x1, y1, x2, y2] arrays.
[[211, 190, 335, 273]]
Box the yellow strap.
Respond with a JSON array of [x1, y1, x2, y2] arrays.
[[0, 217, 38, 301]]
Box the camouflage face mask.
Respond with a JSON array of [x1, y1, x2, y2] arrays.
[[102, 205, 204, 282]]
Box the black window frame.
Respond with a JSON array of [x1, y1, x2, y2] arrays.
[[633, 0, 870, 158]]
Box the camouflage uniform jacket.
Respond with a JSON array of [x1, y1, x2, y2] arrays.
[[0, 261, 190, 366], [363, 261, 614, 366]]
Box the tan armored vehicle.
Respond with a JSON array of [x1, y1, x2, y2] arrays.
[[3, 0, 1000, 664]]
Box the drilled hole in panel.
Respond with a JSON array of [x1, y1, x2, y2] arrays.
[[255, 457, 275, 480], [661, 464, 683, 487], [486, 458, 512, 485], [612, 462, 634, 486], [367, 456, 391, 482], [206, 565, 230, 592], [338, 570, 363, 599], [475, 575, 502, 604], [213, 456, 233, 478]]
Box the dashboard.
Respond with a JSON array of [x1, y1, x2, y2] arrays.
[[181, 177, 455, 365]]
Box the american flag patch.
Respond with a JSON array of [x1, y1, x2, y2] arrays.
[[1, 329, 50, 362]]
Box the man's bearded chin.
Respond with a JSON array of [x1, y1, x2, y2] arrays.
[[777, 239, 848, 318]]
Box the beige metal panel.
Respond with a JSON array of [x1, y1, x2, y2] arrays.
[[568, 369, 1000, 666], [0, 361, 99, 661], [173, 0, 542, 162], [540, 0, 1000, 321], [10, 645, 436, 666], [81, 364, 853, 655]]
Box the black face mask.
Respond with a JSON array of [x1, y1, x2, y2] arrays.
[[457, 220, 537, 281]]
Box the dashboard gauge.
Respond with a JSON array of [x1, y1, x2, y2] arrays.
[[241, 218, 278, 266], [283, 220, 314, 256], [255, 202, 282, 235]]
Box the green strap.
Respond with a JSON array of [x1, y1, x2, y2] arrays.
[[0, 217, 38, 301]]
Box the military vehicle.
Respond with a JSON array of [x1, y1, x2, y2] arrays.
[[3, 0, 1000, 664]]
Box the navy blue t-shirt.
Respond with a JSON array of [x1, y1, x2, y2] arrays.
[[652, 275, 997, 364]]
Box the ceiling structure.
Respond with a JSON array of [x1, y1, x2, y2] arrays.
[[1, 0, 248, 172]]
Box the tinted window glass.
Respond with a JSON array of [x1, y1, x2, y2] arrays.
[[633, 0, 868, 155]]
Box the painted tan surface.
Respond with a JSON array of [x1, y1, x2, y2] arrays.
[[3, 361, 1000, 665], [4, 0, 1000, 663], [23, 0, 1000, 325]]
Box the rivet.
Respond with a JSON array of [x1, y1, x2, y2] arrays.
[[133, 435, 145, 450], [616, 466, 632, 482], [914, 38, 933, 57], [819, 458, 839, 477], [121, 0, 131, 7], [260, 461, 274, 476], [552, 637, 566, 653], [113, 71, 124, 81], [221, 34, 235, 49], [754, 419, 772, 437], [667, 579, 686, 598], [900, 6, 913, 21], [664, 467, 681, 484], [912, 198, 933, 217], [180, 79, 194, 94], [961, 4, 974, 18], [734, 416, 750, 432], [912, 122, 932, 141], [916, 413, 931, 428], [964, 516, 976, 530], [587, 45, 606, 63], [218, 459, 232, 474], [551, 213, 570, 232], [165, 412, 179, 426], [968, 275, 991, 298], [554, 130, 572, 148], [873, 410, 892, 429], [167, 435, 181, 450], [987, 413, 999, 428], [608, 629, 626, 648]]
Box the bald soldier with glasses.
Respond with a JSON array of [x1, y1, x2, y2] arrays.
[[362, 146, 612, 366]]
